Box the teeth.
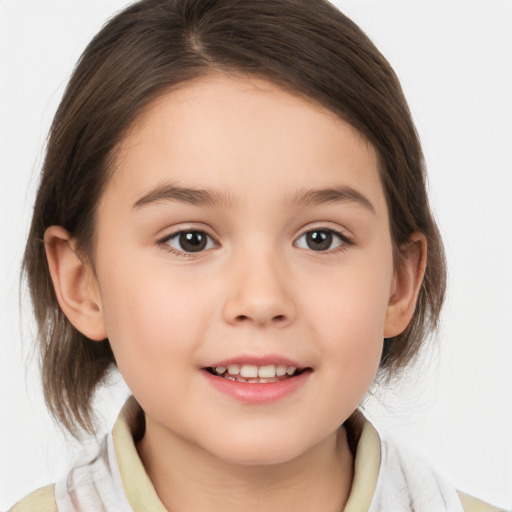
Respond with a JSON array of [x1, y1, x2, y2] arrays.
[[214, 364, 300, 379], [258, 365, 276, 378], [227, 365, 240, 375], [240, 365, 258, 378], [276, 365, 287, 376]]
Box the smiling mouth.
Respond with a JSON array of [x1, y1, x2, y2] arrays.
[[204, 364, 310, 383]]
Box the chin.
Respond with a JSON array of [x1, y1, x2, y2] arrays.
[[204, 431, 316, 467]]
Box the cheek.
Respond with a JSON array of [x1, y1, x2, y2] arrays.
[[97, 265, 212, 389], [317, 295, 384, 391], [308, 294, 385, 419], [302, 250, 393, 386], [307, 254, 392, 338]]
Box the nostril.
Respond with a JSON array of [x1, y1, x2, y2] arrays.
[[234, 314, 286, 324]]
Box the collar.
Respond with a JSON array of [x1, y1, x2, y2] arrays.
[[112, 397, 381, 512]]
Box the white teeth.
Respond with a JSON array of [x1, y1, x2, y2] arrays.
[[227, 365, 240, 375], [240, 365, 258, 378], [276, 365, 287, 376], [214, 364, 300, 379], [258, 365, 276, 378]]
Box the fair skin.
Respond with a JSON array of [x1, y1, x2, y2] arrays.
[[44, 73, 426, 512]]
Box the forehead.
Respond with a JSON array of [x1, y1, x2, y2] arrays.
[[107, 73, 385, 216]]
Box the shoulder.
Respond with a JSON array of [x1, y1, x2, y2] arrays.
[[8, 484, 57, 512], [359, 415, 507, 512], [458, 491, 508, 512]]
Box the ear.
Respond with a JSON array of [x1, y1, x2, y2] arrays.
[[384, 232, 427, 338], [44, 226, 107, 341]]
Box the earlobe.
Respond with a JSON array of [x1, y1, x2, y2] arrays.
[[44, 226, 107, 341], [384, 233, 427, 338]]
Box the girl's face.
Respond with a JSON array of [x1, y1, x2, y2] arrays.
[[86, 73, 412, 465]]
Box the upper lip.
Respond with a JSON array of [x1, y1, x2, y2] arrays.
[[205, 354, 307, 369]]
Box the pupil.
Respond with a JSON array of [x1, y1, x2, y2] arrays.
[[180, 231, 207, 252], [307, 231, 332, 251]]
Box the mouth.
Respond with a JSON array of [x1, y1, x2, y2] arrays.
[[204, 364, 310, 383]]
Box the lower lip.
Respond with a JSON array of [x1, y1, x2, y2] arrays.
[[202, 369, 311, 404]]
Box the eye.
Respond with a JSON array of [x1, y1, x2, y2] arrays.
[[295, 229, 349, 252], [162, 230, 217, 254]]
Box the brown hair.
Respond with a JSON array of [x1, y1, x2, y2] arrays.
[[23, 0, 446, 435]]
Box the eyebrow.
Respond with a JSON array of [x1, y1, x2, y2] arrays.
[[132, 183, 236, 210], [132, 182, 375, 214], [287, 186, 376, 214]]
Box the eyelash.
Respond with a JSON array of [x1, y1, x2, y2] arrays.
[[157, 227, 353, 258], [295, 228, 353, 253], [157, 229, 218, 258]]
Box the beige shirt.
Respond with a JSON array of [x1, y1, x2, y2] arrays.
[[9, 397, 504, 512]]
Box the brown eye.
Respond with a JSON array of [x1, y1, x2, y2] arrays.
[[306, 231, 332, 251], [295, 229, 347, 252], [166, 231, 215, 253]]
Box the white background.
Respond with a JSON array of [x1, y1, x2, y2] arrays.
[[1, 0, 511, 509]]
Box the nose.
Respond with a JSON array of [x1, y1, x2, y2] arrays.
[[221, 250, 296, 328]]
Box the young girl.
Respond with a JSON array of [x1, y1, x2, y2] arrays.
[[6, 0, 508, 511]]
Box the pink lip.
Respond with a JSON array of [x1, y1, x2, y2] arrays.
[[201, 367, 312, 405], [207, 354, 305, 369]]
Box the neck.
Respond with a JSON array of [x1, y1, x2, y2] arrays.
[[137, 419, 354, 512]]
